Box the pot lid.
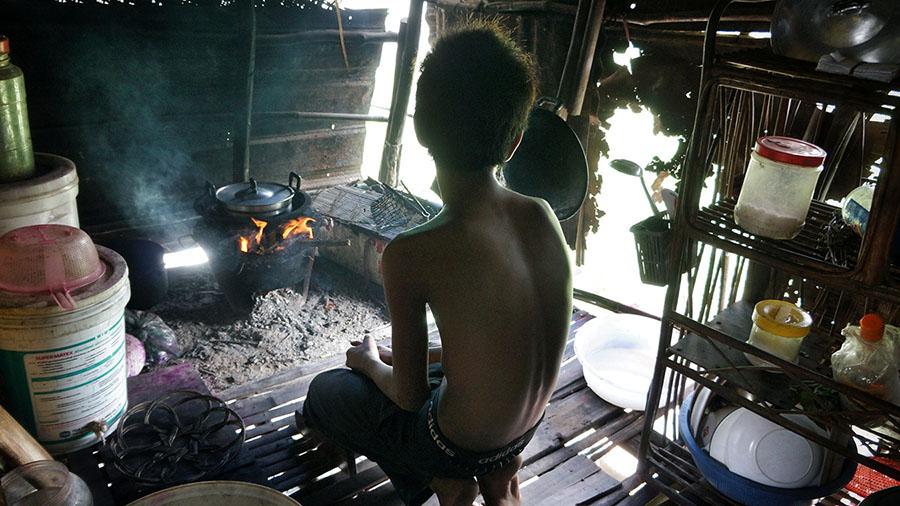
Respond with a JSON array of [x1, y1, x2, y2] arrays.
[[215, 179, 294, 213], [756, 136, 826, 167]]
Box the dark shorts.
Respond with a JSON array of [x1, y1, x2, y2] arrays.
[[301, 364, 541, 505]]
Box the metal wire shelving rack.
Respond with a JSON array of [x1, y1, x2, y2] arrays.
[[637, 1, 900, 503]]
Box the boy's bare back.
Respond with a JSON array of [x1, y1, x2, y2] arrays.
[[388, 184, 573, 451], [304, 23, 572, 504]]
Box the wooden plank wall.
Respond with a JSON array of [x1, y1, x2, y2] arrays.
[[1, 0, 387, 235]]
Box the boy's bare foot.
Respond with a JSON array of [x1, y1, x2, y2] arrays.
[[431, 476, 479, 506], [477, 455, 523, 506]]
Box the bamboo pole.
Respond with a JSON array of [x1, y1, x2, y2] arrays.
[[0, 405, 53, 466], [378, 0, 425, 187], [569, 0, 607, 117], [233, 0, 257, 183], [608, 12, 770, 26]]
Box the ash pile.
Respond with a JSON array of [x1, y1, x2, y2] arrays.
[[154, 259, 389, 392]]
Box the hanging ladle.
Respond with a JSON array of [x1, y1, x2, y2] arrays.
[[609, 159, 662, 216]]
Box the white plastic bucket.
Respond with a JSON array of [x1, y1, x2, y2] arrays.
[[0, 153, 79, 236], [0, 246, 130, 454]]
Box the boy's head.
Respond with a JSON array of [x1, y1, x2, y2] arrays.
[[414, 22, 537, 172]]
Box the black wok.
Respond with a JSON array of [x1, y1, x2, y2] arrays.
[[502, 103, 589, 221]]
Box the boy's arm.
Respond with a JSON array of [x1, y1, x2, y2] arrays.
[[350, 344, 440, 365], [346, 238, 430, 411]]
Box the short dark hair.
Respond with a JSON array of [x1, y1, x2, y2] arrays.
[[414, 21, 537, 171]]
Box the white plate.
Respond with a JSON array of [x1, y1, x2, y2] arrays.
[[708, 408, 827, 489], [689, 386, 715, 438]]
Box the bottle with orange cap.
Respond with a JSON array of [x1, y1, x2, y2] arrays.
[[0, 35, 35, 183], [831, 313, 900, 405]]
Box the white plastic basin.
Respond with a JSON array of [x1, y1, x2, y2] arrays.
[[574, 312, 667, 410]]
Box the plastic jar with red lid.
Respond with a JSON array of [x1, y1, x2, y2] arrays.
[[734, 136, 827, 240]]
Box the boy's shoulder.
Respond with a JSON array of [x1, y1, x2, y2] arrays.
[[501, 190, 560, 233], [384, 191, 558, 257], [381, 216, 444, 265], [511, 191, 556, 218], [392, 212, 447, 244]]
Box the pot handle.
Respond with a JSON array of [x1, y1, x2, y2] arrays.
[[206, 181, 217, 199], [289, 171, 302, 191], [535, 96, 565, 116]]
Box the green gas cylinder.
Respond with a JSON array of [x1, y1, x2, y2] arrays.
[[0, 36, 35, 183]]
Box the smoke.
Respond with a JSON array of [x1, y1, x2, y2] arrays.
[[59, 27, 219, 228], [6, 0, 385, 232]]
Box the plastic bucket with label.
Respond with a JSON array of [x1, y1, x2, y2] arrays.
[[0, 245, 130, 454]]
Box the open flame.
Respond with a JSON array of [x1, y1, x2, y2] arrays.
[[238, 217, 269, 253], [251, 217, 267, 244], [237, 216, 316, 254], [282, 217, 316, 240]]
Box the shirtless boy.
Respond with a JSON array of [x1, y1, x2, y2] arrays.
[[302, 22, 573, 506]]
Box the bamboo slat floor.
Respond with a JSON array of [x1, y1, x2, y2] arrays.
[[277, 308, 654, 505], [66, 309, 660, 505], [62, 307, 874, 505]]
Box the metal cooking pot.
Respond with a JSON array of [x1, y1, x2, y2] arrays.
[[772, 0, 899, 64], [210, 172, 303, 217], [126, 481, 300, 505], [502, 99, 589, 221]]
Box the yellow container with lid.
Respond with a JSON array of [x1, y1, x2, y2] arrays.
[[745, 300, 813, 368]]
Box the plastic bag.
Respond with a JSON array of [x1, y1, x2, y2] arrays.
[[885, 324, 900, 366], [125, 309, 182, 366], [831, 323, 900, 405]]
